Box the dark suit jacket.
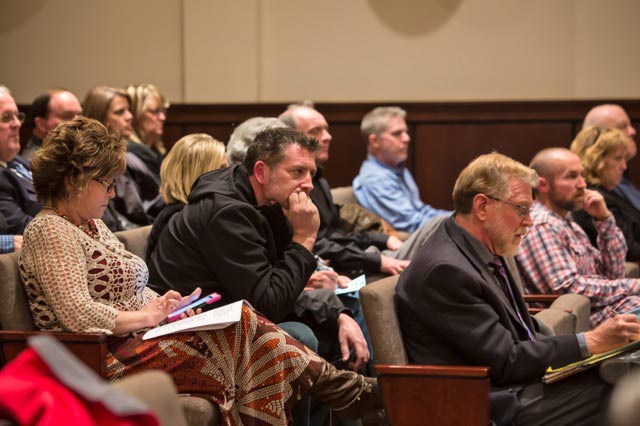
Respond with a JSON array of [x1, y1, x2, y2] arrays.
[[0, 156, 41, 234], [396, 216, 582, 387], [573, 185, 640, 262]]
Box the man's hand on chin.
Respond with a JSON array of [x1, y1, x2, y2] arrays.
[[283, 191, 319, 252]]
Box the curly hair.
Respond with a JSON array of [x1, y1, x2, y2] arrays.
[[570, 126, 630, 186], [31, 117, 126, 203]]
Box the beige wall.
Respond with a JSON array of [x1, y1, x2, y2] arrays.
[[2, 0, 640, 104]]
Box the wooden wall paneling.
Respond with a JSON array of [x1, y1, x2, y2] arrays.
[[414, 123, 575, 210], [321, 124, 367, 188]]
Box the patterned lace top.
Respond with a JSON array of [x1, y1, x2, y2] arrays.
[[19, 214, 159, 334]]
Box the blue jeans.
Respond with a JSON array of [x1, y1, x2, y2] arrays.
[[278, 321, 318, 426]]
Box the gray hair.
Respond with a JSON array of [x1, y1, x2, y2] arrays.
[[226, 117, 287, 165], [361, 106, 406, 140]]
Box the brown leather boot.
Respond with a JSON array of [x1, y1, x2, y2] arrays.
[[308, 360, 383, 421]]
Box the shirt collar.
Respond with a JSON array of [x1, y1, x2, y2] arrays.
[[450, 215, 496, 266], [368, 154, 406, 175]]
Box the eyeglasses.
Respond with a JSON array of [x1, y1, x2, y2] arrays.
[[485, 194, 532, 218], [0, 111, 25, 124], [93, 178, 117, 193]]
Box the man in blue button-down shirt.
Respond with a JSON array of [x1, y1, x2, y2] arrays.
[[353, 106, 450, 233]]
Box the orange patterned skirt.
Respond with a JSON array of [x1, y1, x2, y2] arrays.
[[106, 306, 322, 425]]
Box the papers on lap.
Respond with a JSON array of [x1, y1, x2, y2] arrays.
[[334, 274, 366, 295], [143, 300, 243, 340]]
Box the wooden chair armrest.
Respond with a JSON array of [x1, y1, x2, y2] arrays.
[[0, 330, 108, 377], [375, 364, 490, 426], [375, 363, 489, 378]]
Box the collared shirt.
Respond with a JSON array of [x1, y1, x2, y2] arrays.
[[352, 154, 451, 233], [517, 202, 639, 325], [0, 235, 14, 253]]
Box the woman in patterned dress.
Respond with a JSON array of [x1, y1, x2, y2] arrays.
[[19, 117, 379, 425]]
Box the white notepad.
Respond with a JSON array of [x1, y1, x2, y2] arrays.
[[143, 300, 243, 340]]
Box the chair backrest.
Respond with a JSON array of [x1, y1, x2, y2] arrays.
[[359, 274, 408, 364], [330, 186, 357, 206], [0, 252, 36, 331], [114, 225, 152, 260]]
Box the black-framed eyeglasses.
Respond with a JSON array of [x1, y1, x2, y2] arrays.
[[485, 194, 532, 218], [0, 111, 25, 124], [93, 178, 117, 193]]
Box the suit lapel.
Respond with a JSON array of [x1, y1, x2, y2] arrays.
[[444, 217, 530, 335]]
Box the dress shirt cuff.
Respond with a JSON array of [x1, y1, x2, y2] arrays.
[[576, 332, 591, 358], [593, 213, 616, 231], [366, 231, 390, 250], [0, 235, 15, 254], [362, 251, 382, 272]]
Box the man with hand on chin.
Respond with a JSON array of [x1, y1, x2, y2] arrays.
[[517, 147, 640, 326], [149, 127, 369, 371]]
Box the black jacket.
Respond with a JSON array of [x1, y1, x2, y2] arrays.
[[311, 168, 387, 275], [573, 185, 640, 262], [148, 165, 347, 324], [396, 217, 582, 386]]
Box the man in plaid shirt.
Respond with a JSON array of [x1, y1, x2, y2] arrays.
[[517, 147, 640, 325]]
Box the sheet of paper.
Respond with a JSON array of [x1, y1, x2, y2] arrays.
[[143, 300, 243, 340], [334, 274, 366, 295]]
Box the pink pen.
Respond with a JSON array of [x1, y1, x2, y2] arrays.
[[167, 292, 221, 322]]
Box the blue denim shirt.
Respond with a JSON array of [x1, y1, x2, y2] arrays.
[[352, 154, 451, 233]]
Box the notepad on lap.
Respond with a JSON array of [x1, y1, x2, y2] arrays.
[[143, 300, 243, 340], [334, 274, 366, 295]]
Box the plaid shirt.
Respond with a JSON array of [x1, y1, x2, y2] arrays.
[[516, 202, 640, 325], [0, 235, 14, 254]]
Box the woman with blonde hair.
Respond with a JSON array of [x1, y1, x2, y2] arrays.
[[147, 133, 227, 261], [126, 84, 169, 177], [20, 117, 380, 425], [571, 126, 640, 261]]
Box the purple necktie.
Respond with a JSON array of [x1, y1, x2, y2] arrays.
[[489, 257, 535, 341]]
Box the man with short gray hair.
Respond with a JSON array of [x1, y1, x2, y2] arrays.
[[353, 106, 450, 233]]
